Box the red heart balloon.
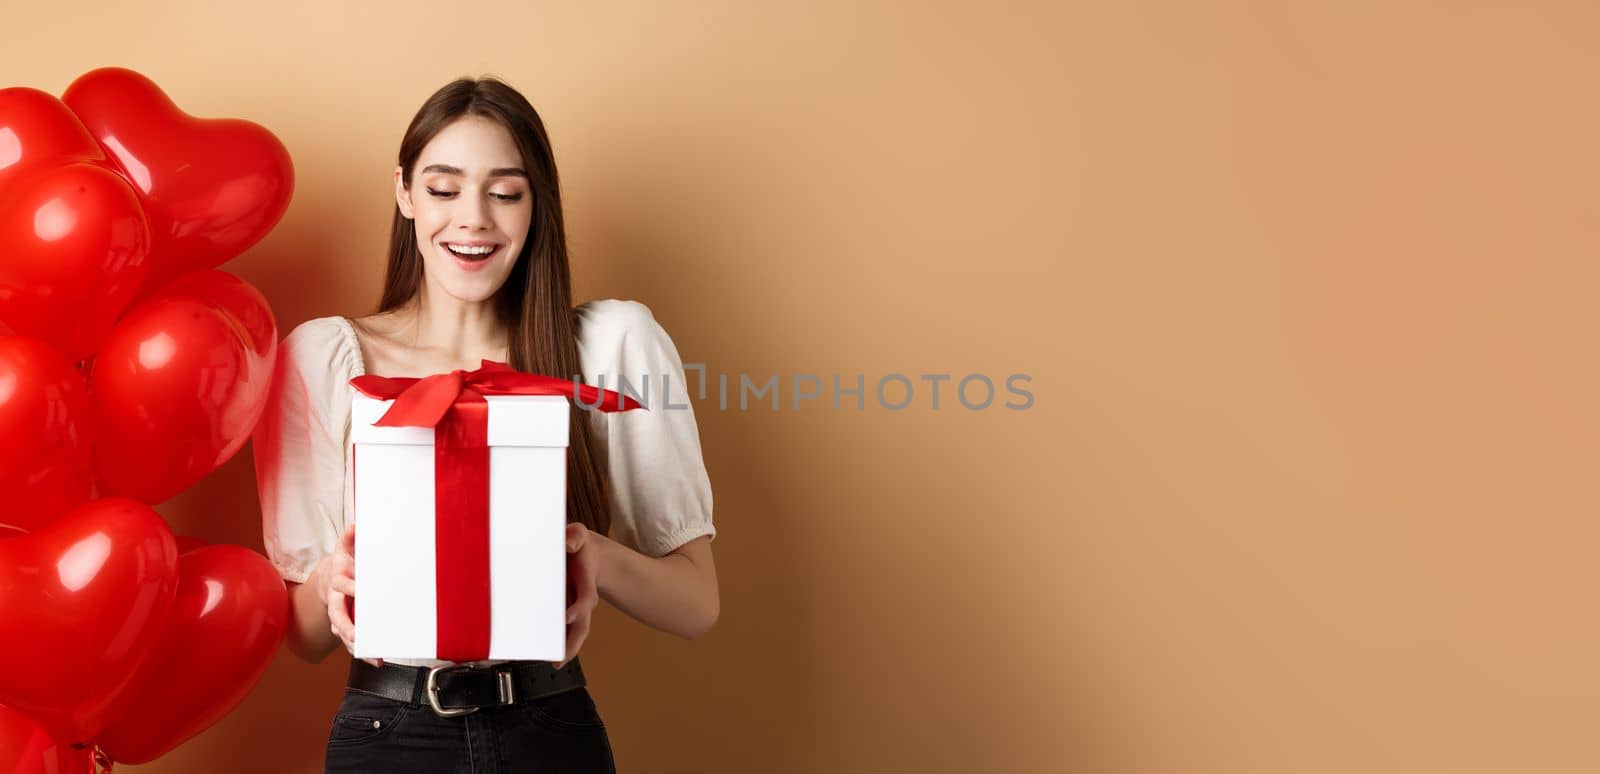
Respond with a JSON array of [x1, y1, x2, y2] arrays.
[[60, 67, 293, 298], [90, 270, 277, 505], [0, 497, 179, 745], [0, 704, 92, 774], [0, 87, 104, 178], [95, 545, 289, 764], [0, 88, 151, 360], [0, 335, 95, 531]]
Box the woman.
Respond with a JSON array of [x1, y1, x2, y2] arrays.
[[252, 76, 720, 773]]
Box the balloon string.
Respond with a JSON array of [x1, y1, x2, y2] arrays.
[[93, 746, 113, 773]]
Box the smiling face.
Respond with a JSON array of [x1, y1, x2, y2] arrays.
[[395, 115, 534, 306]]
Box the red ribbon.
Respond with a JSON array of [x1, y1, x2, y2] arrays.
[[350, 359, 644, 661]]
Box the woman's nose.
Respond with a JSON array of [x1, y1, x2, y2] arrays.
[[456, 194, 494, 229]]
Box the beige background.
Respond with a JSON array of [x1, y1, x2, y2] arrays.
[[4, 0, 1597, 771]]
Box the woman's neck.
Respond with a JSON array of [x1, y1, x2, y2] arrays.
[[389, 291, 508, 363]]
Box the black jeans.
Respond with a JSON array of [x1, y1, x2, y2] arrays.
[[323, 675, 617, 773]]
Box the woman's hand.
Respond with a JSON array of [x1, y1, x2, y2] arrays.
[[326, 521, 382, 668], [557, 522, 604, 669]]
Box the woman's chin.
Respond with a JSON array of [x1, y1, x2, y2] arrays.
[[425, 274, 508, 305]]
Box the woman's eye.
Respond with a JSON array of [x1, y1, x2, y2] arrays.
[[426, 187, 521, 202]]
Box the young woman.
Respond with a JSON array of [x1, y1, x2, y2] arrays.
[[252, 76, 719, 773]]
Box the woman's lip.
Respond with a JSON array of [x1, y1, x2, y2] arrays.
[[445, 243, 502, 272]]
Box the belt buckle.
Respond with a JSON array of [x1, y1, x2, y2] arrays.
[[424, 664, 518, 717], [426, 664, 481, 717]]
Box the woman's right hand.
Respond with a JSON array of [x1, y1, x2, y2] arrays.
[[325, 521, 382, 668]]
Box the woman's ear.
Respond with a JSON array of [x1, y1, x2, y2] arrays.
[[394, 165, 414, 220]]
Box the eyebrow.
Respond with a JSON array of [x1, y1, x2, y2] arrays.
[[420, 163, 528, 180]]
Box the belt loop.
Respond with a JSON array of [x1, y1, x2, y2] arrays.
[[412, 664, 430, 707], [498, 671, 516, 704]]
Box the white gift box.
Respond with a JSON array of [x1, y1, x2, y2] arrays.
[[349, 392, 570, 661]]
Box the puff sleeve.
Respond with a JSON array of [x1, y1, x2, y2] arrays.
[[252, 317, 362, 583], [577, 300, 717, 558]]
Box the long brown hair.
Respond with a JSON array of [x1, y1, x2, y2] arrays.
[[376, 76, 613, 537]]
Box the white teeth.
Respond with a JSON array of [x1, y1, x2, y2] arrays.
[[445, 243, 496, 256]]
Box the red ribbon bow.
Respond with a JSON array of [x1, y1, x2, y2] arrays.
[[350, 359, 644, 426], [349, 360, 643, 662]]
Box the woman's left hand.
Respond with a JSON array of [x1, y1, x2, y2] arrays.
[[557, 522, 603, 669]]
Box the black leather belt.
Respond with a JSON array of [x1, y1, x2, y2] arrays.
[[347, 658, 587, 717]]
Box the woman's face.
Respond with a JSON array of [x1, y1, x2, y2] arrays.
[[395, 115, 534, 305]]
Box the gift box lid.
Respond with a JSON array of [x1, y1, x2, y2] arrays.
[[349, 392, 572, 448]]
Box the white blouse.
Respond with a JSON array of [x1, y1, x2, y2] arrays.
[[251, 299, 716, 665]]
